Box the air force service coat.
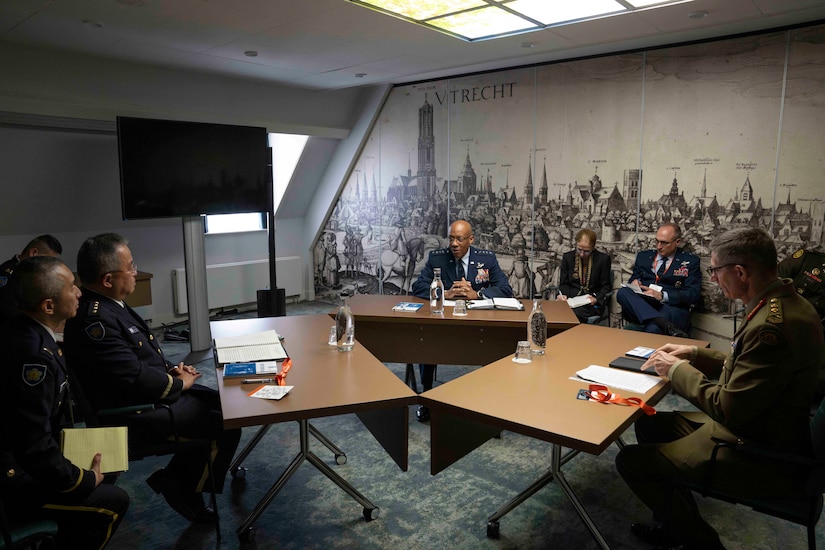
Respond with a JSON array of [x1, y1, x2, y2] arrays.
[[411, 246, 513, 299]]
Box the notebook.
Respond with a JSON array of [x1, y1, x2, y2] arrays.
[[61, 426, 129, 473], [608, 356, 659, 376], [214, 330, 287, 363]]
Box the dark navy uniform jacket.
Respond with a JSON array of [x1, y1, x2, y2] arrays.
[[411, 246, 513, 299], [0, 315, 95, 499], [63, 287, 184, 411], [0, 255, 21, 325]]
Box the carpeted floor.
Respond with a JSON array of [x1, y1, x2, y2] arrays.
[[106, 300, 823, 550]]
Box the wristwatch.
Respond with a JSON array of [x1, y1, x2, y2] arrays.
[[478, 288, 485, 299]]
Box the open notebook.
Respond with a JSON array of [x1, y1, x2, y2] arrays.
[[214, 330, 287, 363]]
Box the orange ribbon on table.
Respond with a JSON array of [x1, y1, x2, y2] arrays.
[[275, 358, 293, 386], [586, 384, 656, 415]]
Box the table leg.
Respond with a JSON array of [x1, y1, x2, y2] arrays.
[[551, 444, 610, 549], [485, 445, 609, 549], [235, 419, 378, 541]]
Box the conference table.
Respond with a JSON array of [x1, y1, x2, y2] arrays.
[[346, 294, 580, 366], [420, 323, 708, 548], [211, 314, 417, 542]]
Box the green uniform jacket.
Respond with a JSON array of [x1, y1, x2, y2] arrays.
[[665, 279, 825, 497]]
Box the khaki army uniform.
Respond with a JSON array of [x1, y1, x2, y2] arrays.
[[616, 278, 825, 548]]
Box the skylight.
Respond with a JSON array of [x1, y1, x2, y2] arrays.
[[348, 0, 693, 41]]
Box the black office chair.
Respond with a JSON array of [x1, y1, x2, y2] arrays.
[[96, 403, 221, 539], [668, 397, 825, 550], [0, 499, 57, 550], [583, 270, 616, 326], [70, 381, 222, 540]]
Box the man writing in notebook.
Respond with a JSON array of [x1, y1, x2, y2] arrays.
[[0, 256, 129, 548], [616, 222, 700, 336], [615, 227, 825, 549], [63, 233, 241, 524], [410, 219, 512, 421]]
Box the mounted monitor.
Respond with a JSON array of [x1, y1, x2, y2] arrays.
[[117, 116, 270, 220]]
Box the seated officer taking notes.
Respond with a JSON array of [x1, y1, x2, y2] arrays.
[[615, 227, 825, 550], [616, 222, 700, 336], [0, 256, 128, 549], [63, 233, 241, 524], [410, 219, 512, 422]]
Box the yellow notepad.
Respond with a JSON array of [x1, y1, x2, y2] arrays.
[[61, 427, 129, 473]]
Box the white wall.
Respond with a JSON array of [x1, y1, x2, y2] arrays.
[[0, 43, 379, 324]]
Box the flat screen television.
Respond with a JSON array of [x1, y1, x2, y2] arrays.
[[117, 116, 270, 220]]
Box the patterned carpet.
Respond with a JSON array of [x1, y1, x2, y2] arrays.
[[107, 301, 823, 550]]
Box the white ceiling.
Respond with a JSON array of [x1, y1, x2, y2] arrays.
[[2, 0, 825, 91]]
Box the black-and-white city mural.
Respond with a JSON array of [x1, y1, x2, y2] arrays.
[[314, 25, 825, 323]]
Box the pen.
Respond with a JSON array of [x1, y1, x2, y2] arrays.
[[242, 378, 273, 384]]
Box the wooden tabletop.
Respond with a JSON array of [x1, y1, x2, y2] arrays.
[[343, 294, 580, 365], [211, 314, 417, 430], [422, 324, 709, 473]]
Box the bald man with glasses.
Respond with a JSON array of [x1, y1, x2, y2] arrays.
[[616, 222, 701, 336]]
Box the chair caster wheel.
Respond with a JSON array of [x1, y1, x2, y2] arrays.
[[335, 453, 347, 465], [231, 466, 247, 479], [238, 527, 255, 543], [364, 507, 380, 521], [487, 521, 500, 539]]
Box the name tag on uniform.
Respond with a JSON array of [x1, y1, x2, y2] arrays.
[[128, 326, 140, 334]]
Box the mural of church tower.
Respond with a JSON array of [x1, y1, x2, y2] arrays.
[[539, 159, 548, 206], [623, 169, 641, 211], [523, 154, 533, 203], [417, 95, 437, 197], [456, 146, 477, 195]]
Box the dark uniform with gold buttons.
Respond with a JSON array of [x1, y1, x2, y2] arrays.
[[0, 314, 129, 548], [778, 248, 825, 327], [63, 288, 241, 502]]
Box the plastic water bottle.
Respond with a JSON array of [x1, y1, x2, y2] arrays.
[[528, 298, 546, 355], [430, 267, 445, 314], [335, 292, 355, 352]]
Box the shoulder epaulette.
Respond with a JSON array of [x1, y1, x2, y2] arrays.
[[792, 249, 805, 259], [766, 297, 783, 324], [86, 300, 101, 318]]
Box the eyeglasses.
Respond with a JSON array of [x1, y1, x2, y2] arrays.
[[110, 262, 138, 275], [705, 263, 744, 276], [575, 247, 593, 255], [656, 239, 677, 246], [449, 236, 470, 243]]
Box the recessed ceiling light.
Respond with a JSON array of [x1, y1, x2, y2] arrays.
[[355, 73, 368, 78], [244, 50, 259, 57], [688, 10, 708, 19], [82, 20, 103, 28], [519, 42, 534, 48]]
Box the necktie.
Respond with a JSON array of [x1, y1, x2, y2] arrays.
[[656, 256, 667, 279], [457, 261, 465, 280]]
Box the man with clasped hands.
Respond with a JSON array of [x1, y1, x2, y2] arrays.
[[615, 227, 825, 549], [63, 233, 241, 524], [410, 219, 512, 422]]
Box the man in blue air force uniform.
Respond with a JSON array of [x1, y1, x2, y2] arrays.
[[411, 219, 512, 421], [616, 222, 701, 336]]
